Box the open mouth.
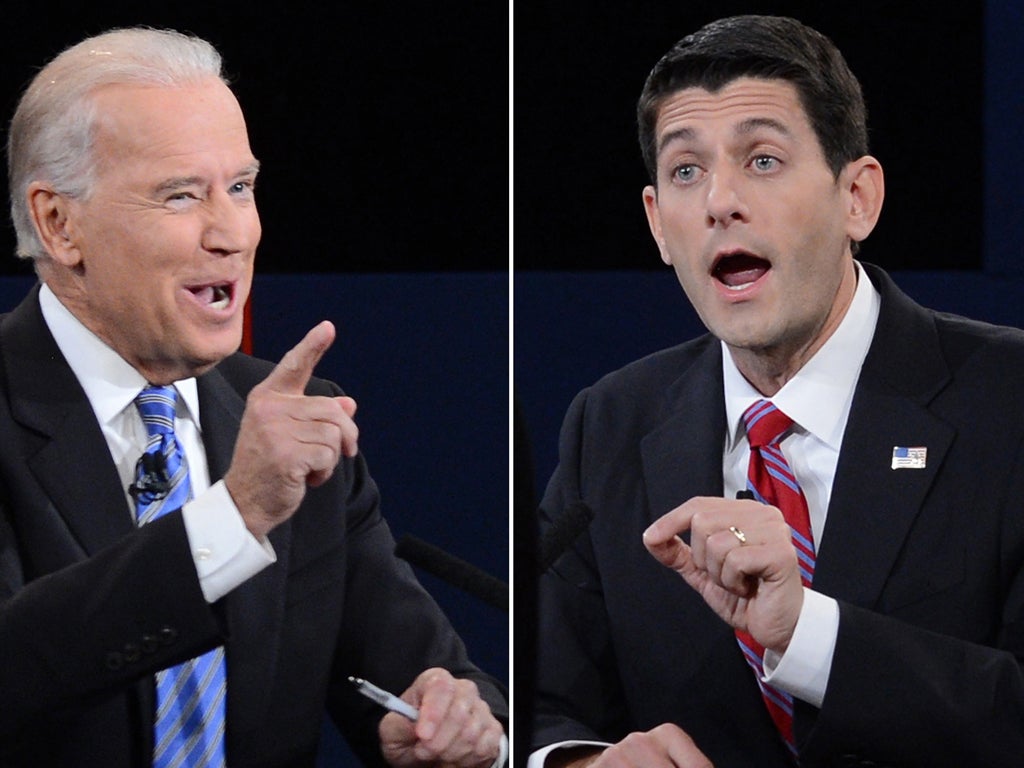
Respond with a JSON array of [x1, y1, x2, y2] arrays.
[[712, 251, 770, 291], [187, 282, 233, 311]]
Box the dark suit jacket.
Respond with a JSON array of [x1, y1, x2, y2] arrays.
[[0, 286, 507, 767], [532, 264, 1024, 767]]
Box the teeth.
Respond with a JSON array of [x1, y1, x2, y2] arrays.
[[724, 281, 755, 291], [210, 285, 230, 310]]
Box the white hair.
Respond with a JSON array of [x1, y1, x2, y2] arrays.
[[7, 27, 225, 260]]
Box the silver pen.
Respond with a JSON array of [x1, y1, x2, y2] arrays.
[[348, 676, 420, 721], [350, 675, 508, 767]]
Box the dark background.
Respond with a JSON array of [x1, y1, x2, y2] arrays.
[[0, 1, 508, 275], [515, 0, 984, 273]]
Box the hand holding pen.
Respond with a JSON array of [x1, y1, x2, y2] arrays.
[[349, 676, 420, 721], [351, 667, 507, 768]]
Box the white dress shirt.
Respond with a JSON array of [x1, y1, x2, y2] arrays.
[[39, 284, 275, 603], [528, 262, 880, 768], [722, 261, 880, 706]]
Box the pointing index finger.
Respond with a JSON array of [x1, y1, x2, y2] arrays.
[[264, 320, 336, 394]]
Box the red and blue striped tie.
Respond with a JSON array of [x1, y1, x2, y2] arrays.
[[736, 399, 815, 762], [135, 386, 227, 768]]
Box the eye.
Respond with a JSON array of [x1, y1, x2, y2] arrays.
[[672, 164, 701, 185], [163, 190, 201, 210], [751, 155, 779, 173], [229, 179, 256, 199]]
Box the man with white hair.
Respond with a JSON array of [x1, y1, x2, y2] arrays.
[[0, 27, 507, 768]]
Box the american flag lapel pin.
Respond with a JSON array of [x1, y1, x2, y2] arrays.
[[892, 446, 927, 470]]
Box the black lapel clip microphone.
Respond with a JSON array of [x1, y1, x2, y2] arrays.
[[128, 452, 172, 502]]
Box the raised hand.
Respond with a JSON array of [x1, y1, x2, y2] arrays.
[[224, 321, 358, 538], [643, 496, 804, 653]]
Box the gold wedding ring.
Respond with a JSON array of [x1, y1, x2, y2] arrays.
[[728, 525, 747, 544]]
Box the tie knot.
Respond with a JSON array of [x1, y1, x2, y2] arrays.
[[742, 399, 794, 449], [135, 386, 178, 437]]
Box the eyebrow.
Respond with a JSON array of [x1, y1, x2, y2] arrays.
[[657, 127, 695, 156], [657, 117, 793, 156], [735, 117, 791, 136], [153, 161, 261, 196]]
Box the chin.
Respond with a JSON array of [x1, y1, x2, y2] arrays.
[[190, 333, 244, 370], [715, 326, 777, 352]]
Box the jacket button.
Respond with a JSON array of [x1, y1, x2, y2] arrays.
[[158, 626, 178, 645], [105, 651, 125, 671], [123, 642, 141, 663], [141, 634, 160, 654]]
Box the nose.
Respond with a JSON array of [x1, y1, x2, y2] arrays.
[[704, 167, 749, 228], [201, 190, 260, 256]]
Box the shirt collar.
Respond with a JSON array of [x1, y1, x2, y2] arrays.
[[38, 283, 202, 429], [723, 261, 880, 450]]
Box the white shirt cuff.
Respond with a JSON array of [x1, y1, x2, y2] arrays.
[[527, 740, 609, 768], [491, 733, 509, 768], [762, 587, 838, 708], [180, 480, 276, 603]]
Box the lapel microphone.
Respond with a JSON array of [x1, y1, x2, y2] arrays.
[[128, 451, 172, 501]]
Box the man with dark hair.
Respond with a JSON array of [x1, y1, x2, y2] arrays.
[[529, 15, 1024, 768]]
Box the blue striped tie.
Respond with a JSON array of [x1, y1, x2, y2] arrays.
[[134, 386, 227, 768]]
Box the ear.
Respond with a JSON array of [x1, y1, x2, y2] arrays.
[[642, 185, 672, 266], [27, 182, 82, 268], [842, 155, 884, 244]]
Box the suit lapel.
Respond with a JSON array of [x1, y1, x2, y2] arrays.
[[197, 365, 290, 740], [814, 264, 954, 607], [641, 339, 727, 522], [0, 286, 134, 558], [0, 287, 154, 750], [638, 340, 771, 707]]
